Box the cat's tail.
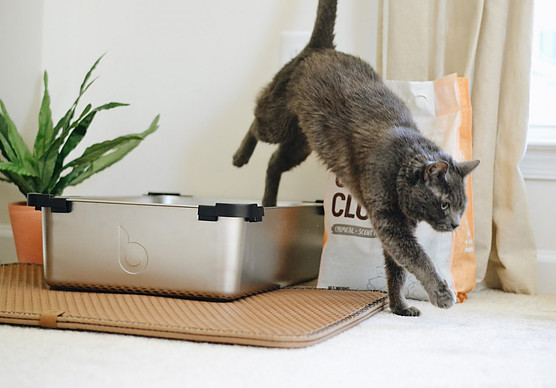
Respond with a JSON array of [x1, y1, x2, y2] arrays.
[[306, 0, 337, 50]]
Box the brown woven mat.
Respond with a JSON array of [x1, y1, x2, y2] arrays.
[[0, 264, 387, 348]]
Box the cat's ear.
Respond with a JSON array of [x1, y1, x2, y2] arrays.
[[425, 161, 449, 181], [457, 160, 480, 177]]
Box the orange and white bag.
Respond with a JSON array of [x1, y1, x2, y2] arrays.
[[317, 74, 476, 301]]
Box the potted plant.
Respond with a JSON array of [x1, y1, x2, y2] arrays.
[[0, 55, 159, 264]]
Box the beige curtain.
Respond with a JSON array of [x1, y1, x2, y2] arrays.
[[377, 0, 537, 293]]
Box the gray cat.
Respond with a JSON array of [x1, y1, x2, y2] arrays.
[[233, 0, 479, 316]]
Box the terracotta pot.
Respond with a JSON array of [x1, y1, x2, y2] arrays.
[[8, 201, 43, 265]]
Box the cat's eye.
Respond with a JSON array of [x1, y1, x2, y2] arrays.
[[441, 201, 450, 210]]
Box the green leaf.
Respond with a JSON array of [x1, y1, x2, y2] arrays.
[[75, 103, 93, 124], [0, 100, 39, 197], [79, 54, 105, 95], [61, 101, 129, 157], [36, 135, 67, 193], [49, 103, 92, 156], [58, 111, 97, 165], [59, 140, 138, 192], [58, 102, 128, 165], [47, 102, 129, 185], [64, 114, 159, 169], [36, 103, 93, 191], [0, 99, 36, 174], [0, 161, 39, 177], [33, 71, 54, 160], [0, 110, 18, 162], [63, 135, 141, 169], [53, 115, 159, 194], [0, 166, 37, 197], [1, 55, 159, 197], [33, 57, 127, 194], [50, 55, 104, 142]]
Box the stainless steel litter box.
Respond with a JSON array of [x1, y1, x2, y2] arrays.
[[29, 193, 324, 300]]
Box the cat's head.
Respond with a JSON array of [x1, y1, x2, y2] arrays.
[[400, 159, 480, 232]]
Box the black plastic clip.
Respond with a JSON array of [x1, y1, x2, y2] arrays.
[[27, 193, 72, 213], [198, 203, 264, 222]]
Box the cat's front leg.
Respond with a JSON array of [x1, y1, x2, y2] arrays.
[[384, 253, 421, 316], [374, 213, 456, 311]]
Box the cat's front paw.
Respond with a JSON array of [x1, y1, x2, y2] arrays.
[[391, 305, 421, 317], [428, 280, 456, 309]]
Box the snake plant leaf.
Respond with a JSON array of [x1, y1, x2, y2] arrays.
[[79, 54, 104, 96], [47, 103, 92, 160], [0, 100, 25, 162], [0, 161, 38, 196], [52, 114, 159, 195], [63, 134, 143, 169], [0, 99, 37, 175], [1, 55, 159, 197], [63, 114, 159, 170], [73, 103, 93, 127], [37, 103, 94, 191], [0, 109, 18, 162], [0, 161, 38, 177], [51, 56, 103, 141], [0, 168, 36, 196], [41, 102, 128, 193], [58, 102, 129, 166], [33, 72, 54, 160], [58, 141, 139, 193], [36, 126, 76, 193]]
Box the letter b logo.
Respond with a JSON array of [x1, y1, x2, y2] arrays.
[[118, 226, 148, 274]]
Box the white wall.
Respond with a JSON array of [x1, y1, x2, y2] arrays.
[[39, 0, 377, 202], [0, 0, 45, 260], [0, 0, 377, 261]]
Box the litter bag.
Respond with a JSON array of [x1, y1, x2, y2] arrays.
[[317, 74, 476, 301]]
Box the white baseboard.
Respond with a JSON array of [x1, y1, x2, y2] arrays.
[[538, 250, 556, 295], [0, 223, 13, 238], [521, 143, 556, 181]]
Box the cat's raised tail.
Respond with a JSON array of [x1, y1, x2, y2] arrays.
[[306, 0, 337, 50]]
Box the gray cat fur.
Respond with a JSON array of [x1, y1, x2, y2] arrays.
[[233, 0, 479, 316]]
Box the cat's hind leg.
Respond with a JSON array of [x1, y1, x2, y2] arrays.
[[233, 119, 259, 167], [263, 135, 311, 207], [384, 253, 421, 317]]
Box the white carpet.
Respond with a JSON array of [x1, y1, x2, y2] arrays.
[[1, 288, 555, 388]]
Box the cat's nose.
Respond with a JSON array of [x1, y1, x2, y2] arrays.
[[451, 215, 461, 230]]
